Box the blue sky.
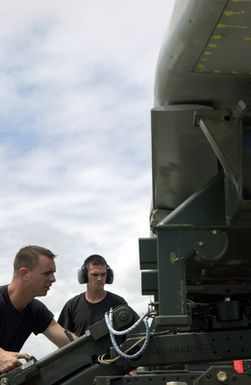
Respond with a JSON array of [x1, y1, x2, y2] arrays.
[[0, 0, 175, 358]]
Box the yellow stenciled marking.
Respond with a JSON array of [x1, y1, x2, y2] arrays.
[[232, 70, 240, 74], [217, 23, 248, 29], [212, 34, 223, 40], [244, 36, 251, 41], [170, 252, 177, 264], [205, 51, 212, 55], [224, 11, 245, 16], [231, 0, 251, 3], [208, 44, 218, 48], [196, 64, 206, 72], [213, 70, 221, 74]]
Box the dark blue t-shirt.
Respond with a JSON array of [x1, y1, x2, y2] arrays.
[[0, 285, 54, 351]]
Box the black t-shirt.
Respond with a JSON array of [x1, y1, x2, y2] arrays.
[[0, 285, 54, 351], [58, 291, 127, 336]]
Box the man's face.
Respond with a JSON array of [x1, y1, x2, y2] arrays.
[[87, 263, 107, 291], [26, 255, 56, 297]]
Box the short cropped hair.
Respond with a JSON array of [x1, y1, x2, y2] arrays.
[[13, 245, 56, 272], [84, 254, 107, 269]]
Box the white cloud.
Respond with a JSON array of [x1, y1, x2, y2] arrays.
[[0, 0, 175, 359]]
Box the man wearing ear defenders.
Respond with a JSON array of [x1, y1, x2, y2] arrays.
[[58, 254, 127, 336]]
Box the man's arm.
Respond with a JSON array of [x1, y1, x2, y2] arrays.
[[0, 347, 30, 373], [43, 319, 77, 347]]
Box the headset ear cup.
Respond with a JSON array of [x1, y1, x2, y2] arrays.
[[106, 266, 114, 284], [78, 266, 88, 284]]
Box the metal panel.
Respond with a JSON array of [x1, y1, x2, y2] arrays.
[[155, 0, 251, 109], [151, 107, 218, 212]]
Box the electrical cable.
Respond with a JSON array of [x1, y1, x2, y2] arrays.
[[104, 308, 151, 360]]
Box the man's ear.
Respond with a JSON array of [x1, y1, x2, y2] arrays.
[[19, 267, 31, 280]]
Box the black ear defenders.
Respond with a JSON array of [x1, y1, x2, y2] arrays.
[[77, 255, 114, 284]]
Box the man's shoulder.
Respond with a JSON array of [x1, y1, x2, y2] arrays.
[[0, 285, 8, 305], [30, 298, 53, 314], [106, 291, 127, 304], [0, 285, 8, 294], [31, 297, 47, 307], [64, 293, 85, 307]]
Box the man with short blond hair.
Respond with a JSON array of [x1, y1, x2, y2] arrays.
[[0, 245, 73, 374]]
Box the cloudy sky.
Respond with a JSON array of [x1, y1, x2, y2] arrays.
[[0, 0, 175, 358]]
